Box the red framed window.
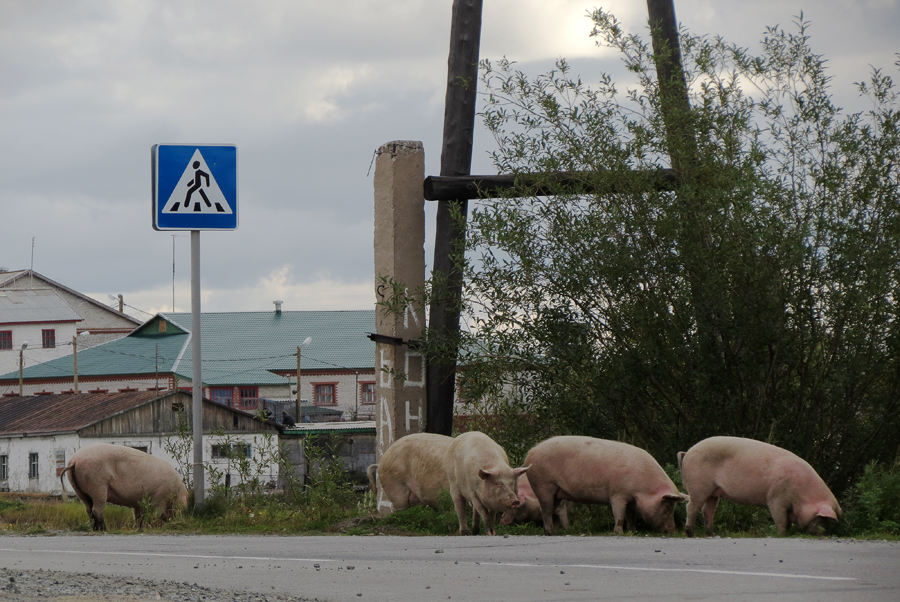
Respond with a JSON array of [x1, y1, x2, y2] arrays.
[[210, 387, 234, 407], [360, 382, 376, 404], [42, 329, 56, 348], [239, 387, 259, 409], [0, 331, 11, 350], [314, 383, 336, 405]]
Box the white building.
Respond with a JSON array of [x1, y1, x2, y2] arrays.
[[0, 269, 141, 376], [0, 390, 281, 496]]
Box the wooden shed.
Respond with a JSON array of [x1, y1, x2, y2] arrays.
[[0, 390, 280, 495]]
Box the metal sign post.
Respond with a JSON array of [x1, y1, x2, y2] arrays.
[[190, 229, 203, 506], [152, 143, 238, 508]]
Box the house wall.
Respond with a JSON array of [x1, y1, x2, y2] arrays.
[[0, 322, 79, 377], [0, 432, 279, 496]]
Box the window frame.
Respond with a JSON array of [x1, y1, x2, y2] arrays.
[[360, 382, 376, 405], [41, 329, 56, 349], [313, 382, 337, 405], [211, 443, 252, 459], [28, 452, 39, 479], [0, 454, 8, 480], [210, 387, 234, 408], [239, 387, 259, 409], [0, 331, 11, 350]]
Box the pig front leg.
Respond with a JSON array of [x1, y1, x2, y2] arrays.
[[769, 502, 791, 535], [471, 503, 481, 535], [611, 495, 630, 535], [451, 489, 471, 535], [472, 499, 497, 535]]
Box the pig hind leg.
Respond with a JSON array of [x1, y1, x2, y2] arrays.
[[532, 483, 561, 536], [701, 496, 719, 536], [685, 494, 715, 538]]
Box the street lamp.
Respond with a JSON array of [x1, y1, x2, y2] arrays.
[[18, 342, 28, 396], [108, 293, 124, 313], [296, 337, 312, 424], [73, 331, 91, 394]]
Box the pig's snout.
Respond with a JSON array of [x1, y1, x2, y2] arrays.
[[509, 499, 521, 509]]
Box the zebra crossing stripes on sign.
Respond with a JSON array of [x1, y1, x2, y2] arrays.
[[152, 144, 238, 231]]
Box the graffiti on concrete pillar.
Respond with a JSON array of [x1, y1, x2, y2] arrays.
[[405, 398, 423, 432], [403, 351, 425, 389]]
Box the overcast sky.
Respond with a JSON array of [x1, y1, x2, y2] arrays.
[[2, 1, 897, 321]]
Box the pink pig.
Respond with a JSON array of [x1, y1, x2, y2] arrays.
[[500, 473, 571, 528], [678, 436, 842, 536], [445, 431, 528, 535], [525, 436, 688, 535]]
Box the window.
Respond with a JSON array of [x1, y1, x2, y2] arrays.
[[0, 331, 11, 350], [29, 453, 39, 479], [314, 383, 335, 405], [211, 443, 251, 459], [210, 387, 234, 407], [42, 329, 56, 349], [0, 455, 8, 480], [360, 382, 376, 404], [239, 387, 259, 409]]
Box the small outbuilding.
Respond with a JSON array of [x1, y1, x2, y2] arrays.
[[0, 390, 281, 496]]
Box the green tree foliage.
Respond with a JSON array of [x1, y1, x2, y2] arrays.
[[451, 11, 900, 495]]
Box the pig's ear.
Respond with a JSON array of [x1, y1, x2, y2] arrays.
[[816, 504, 839, 521], [513, 465, 530, 478], [663, 493, 689, 504], [478, 468, 495, 481]]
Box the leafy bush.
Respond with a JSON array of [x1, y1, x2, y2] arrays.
[[841, 461, 900, 535]]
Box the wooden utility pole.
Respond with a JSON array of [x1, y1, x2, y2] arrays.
[[422, 0, 694, 436], [646, 0, 696, 173], [426, 0, 484, 436]]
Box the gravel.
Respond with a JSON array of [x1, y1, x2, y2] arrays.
[[0, 567, 325, 602]]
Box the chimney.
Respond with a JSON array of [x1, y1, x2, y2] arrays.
[[274, 300, 283, 314]]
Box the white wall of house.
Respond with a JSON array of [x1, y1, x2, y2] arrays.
[[0, 433, 279, 497], [0, 322, 79, 377]]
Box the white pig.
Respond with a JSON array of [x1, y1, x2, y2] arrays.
[[445, 431, 528, 535], [525, 436, 688, 535], [368, 433, 453, 510], [678, 436, 842, 536], [60, 443, 188, 531]]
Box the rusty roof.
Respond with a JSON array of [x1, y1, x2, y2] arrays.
[[0, 390, 184, 436]]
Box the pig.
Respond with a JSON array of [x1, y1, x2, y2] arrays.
[[500, 473, 571, 528], [678, 436, 842, 537], [59, 443, 188, 531], [445, 431, 528, 535], [367, 433, 453, 510], [525, 436, 688, 535]]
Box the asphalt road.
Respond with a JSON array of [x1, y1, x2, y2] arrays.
[[0, 534, 897, 602]]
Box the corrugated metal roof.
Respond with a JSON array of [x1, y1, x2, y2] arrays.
[[0, 310, 376, 388], [0, 390, 174, 436], [0, 289, 83, 324], [282, 420, 376, 435]]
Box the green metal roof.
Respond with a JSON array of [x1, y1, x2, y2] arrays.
[[1, 310, 375, 387]]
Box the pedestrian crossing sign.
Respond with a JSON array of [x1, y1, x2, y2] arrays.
[[152, 144, 238, 231]]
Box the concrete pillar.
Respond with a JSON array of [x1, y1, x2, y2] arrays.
[[373, 141, 427, 514]]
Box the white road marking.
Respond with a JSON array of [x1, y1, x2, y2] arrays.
[[495, 562, 855, 581], [0, 548, 334, 563]]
